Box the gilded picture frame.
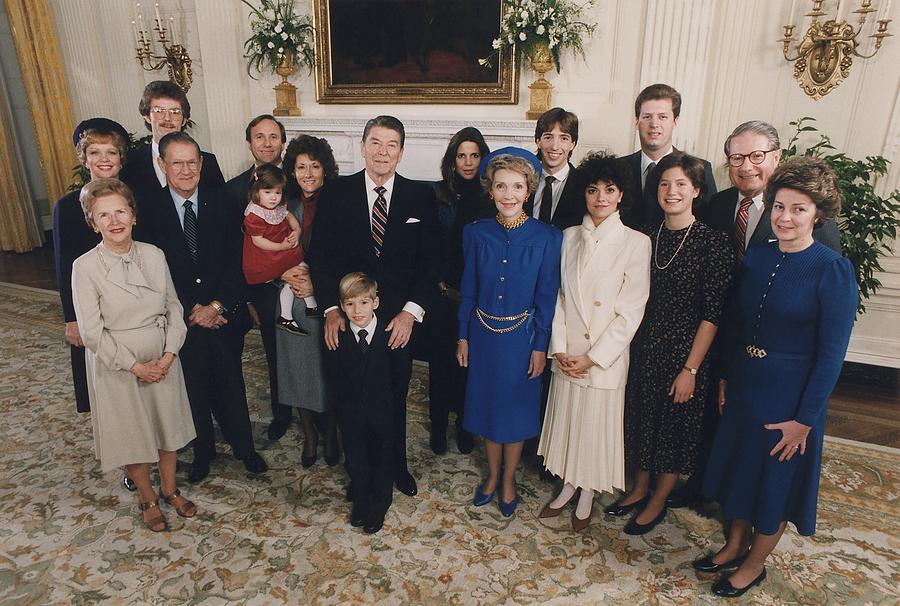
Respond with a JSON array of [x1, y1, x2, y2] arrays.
[[312, 0, 518, 104]]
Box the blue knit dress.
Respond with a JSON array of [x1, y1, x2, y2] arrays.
[[703, 241, 856, 536]]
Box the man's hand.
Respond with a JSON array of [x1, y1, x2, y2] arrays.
[[386, 310, 415, 349], [64, 321, 84, 347], [189, 303, 226, 329], [323, 308, 346, 351], [282, 265, 313, 298]]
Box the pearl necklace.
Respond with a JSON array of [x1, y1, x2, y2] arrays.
[[496, 212, 528, 230], [654, 219, 695, 270]]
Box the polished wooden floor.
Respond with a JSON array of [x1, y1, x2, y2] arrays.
[[4, 242, 898, 449]]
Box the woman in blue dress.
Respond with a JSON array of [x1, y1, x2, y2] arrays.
[[456, 150, 562, 517], [697, 157, 857, 598]]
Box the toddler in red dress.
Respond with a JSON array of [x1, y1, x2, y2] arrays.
[[242, 164, 305, 334]]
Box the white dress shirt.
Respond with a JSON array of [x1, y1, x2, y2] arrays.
[[151, 141, 167, 188], [168, 187, 200, 228], [349, 314, 378, 345], [640, 146, 674, 190], [531, 162, 571, 220]]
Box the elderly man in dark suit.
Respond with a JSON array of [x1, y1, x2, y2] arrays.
[[621, 83, 717, 229], [308, 115, 439, 497], [525, 107, 585, 230], [137, 131, 267, 483], [119, 80, 225, 195]]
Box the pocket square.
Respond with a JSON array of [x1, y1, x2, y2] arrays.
[[405, 217, 421, 224]]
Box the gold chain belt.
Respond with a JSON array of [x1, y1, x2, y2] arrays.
[[746, 345, 768, 359], [475, 308, 529, 334]]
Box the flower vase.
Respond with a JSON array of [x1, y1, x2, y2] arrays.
[[273, 49, 301, 116], [525, 42, 555, 120]]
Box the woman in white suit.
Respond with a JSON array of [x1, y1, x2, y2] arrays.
[[537, 152, 651, 531]]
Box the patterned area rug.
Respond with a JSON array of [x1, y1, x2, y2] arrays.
[[0, 282, 898, 605]]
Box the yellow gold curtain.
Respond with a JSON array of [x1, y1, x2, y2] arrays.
[[0, 79, 42, 252], [4, 0, 76, 210]]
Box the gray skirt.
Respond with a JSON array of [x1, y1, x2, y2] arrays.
[[275, 297, 330, 413]]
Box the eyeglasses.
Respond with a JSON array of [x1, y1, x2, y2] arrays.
[[150, 107, 183, 116], [727, 149, 778, 167]]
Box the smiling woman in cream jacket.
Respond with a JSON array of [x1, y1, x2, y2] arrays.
[[537, 152, 651, 531]]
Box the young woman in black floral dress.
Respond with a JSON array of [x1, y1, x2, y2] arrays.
[[606, 152, 733, 535]]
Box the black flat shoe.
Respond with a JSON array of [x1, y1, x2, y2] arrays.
[[240, 452, 268, 474], [712, 567, 767, 598], [350, 502, 368, 528], [364, 510, 385, 534], [605, 495, 649, 517], [693, 553, 748, 573], [187, 459, 210, 484], [324, 453, 340, 467], [123, 474, 137, 492], [267, 419, 289, 441], [304, 307, 321, 317], [623, 506, 667, 535], [301, 453, 317, 468], [395, 471, 418, 497], [276, 317, 309, 335]]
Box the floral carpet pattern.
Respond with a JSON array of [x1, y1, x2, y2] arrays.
[[0, 282, 898, 605]]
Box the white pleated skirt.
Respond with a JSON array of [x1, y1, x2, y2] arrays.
[[537, 374, 625, 494]]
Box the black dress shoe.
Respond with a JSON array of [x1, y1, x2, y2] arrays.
[[301, 453, 317, 468], [240, 452, 268, 474], [430, 431, 448, 455], [693, 553, 748, 573], [187, 459, 211, 484], [456, 430, 474, 454], [605, 495, 649, 517], [623, 506, 667, 535], [712, 567, 767, 597], [363, 510, 385, 534], [123, 474, 137, 492], [267, 419, 289, 441], [395, 471, 418, 497], [350, 502, 368, 528]]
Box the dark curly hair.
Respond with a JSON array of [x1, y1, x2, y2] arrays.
[[283, 135, 339, 192], [764, 157, 842, 220], [575, 151, 633, 212]]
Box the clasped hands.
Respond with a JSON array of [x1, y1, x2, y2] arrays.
[[188, 302, 227, 329], [323, 309, 415, 351], [130, 352, 176, 383], [554, 352, 594, 379]]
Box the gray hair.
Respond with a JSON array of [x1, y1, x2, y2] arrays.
[[724, 121, 780, 156], [158, 131, 200, 160]]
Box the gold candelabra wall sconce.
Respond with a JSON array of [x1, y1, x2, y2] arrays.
[[779, 0, 892, 99], [132, 2, 193, 92]]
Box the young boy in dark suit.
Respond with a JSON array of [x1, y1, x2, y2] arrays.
[[330, 272, 397, 534]]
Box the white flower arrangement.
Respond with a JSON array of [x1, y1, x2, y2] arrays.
[[480, 0, 596, 70], [241, 0, 316, 77]]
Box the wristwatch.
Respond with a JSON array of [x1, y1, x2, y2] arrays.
[[683, 365, 698, 376], [210, 301, 225, 315]]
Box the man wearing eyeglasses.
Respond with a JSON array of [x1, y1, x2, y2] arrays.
[[701, 120, 840, 257], [120, 80, 225, 196]]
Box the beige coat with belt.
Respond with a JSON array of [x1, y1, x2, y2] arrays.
[[549, 213, 651, 390]]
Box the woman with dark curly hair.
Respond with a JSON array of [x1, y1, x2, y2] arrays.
[[275, 134, 341, 468], [427, 127, 492, 455], [537, 152, 650, 531], [694, 157, 856, 598]]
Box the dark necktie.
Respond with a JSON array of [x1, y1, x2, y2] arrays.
[[644, 161, 656, 193], [183, 200, 198, 263], [357, 329, 369, 353], [538, 175, 555, 223], [371, 186, 388, 257], [734, 197, 754, 262]]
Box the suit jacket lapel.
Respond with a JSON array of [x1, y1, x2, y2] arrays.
[[353, 172, 378, 261], [749, 206, 775, 246]]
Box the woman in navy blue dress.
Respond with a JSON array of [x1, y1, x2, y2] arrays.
[[456, 151, 562, 517], [697, 158, 857, 598]]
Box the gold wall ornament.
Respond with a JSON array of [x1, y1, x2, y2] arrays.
[[132, 3, 193, 92], [779, 0, 892, 99], [273, 49, 302, 116], [525, 42, 555, 120]]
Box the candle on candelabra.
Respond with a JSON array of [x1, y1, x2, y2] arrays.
[[154, 3, 163, 30], [170, 15, 178, 45], [837, 0, 847, 21], [138, 12, 147, 40], [790, 0, 800, 24], [132, 19, 140, 47], [884, 0, 894, 19]]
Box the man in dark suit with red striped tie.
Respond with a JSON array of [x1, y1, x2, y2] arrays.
[[308, 115, 439, 498]]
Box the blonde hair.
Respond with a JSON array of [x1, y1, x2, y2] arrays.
[[79, 178, 137, 228], [339, 272, 378, 302], [75, 129, 127, 165], [481, 155, 538, 197]]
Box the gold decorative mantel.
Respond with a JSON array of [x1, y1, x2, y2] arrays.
[[779, 0, 893, 99], [525, 43, 555, 120]]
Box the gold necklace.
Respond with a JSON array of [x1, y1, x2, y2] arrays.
[[475, 308, 529, 334], [654, 219, 695, 270], [496, 212, 528, 230]]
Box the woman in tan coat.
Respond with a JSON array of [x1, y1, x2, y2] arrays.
[[72, 179, 197, 531], [537, 152, 651, 530]]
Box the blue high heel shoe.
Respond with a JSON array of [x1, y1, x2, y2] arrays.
[[498, 494, 520, 517], [473, 483, 495, 506]]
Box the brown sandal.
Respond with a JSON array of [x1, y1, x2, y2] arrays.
[[138, 500, 168, 532], [159, 488, 197, 518]]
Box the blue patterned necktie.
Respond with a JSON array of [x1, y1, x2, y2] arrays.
[[371, 186, 388, 257], [183, 200, 198, 263]]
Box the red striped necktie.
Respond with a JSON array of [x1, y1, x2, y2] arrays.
[[734, 196, 754, 261], [372, 186, 388, 257]]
